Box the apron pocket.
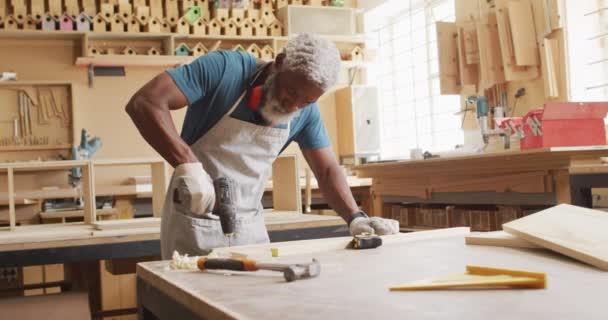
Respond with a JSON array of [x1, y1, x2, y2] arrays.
[[171, 211, 228, 256], [232, 212, 270, 246]]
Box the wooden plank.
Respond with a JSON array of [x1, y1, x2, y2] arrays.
[[456, 23, 479, 88], [475, 14, 505, 89], [8, 167, 15, 230], [93, 217, 160, 231], [508, 0, 539, 66], [541, 37, 559, 98], [465, 231, 543, 249], [455, 0, 480, 22], [81, 162, 96, 224], [271, 155, 301, 212], [436, 22, 461, 94], [150, 161, 167, 217], [503, 204, 608, 270]]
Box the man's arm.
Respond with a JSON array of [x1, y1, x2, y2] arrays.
[[302, 146, 359, 222], [125, 72, 198, 167]]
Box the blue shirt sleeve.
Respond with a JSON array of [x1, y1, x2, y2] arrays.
[[165, 51, 227, 105], [294, 103, 331, 150]]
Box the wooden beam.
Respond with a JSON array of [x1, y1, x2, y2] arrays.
[[271, 154, 302, 212], [82, 162, 96, 224], [8, 167, 16, 230]]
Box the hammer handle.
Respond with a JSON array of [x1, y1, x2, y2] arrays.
[[197, 257, 259, 272]]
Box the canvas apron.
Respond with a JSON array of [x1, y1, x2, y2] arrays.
[[161, 92, 290, 259]]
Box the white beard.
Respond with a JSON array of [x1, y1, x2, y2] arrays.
[[258, 73, 299, 125]]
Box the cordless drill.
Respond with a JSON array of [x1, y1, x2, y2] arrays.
[[212, 177, 237, 246]]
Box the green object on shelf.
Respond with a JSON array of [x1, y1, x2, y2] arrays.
[[329, 0, 344, 6], [175, 43, 191, 56], [184, 6, 202, 24]]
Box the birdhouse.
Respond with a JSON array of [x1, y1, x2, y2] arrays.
[[260, 0, 275, 9], [213, 8, 229, 24], [231, 8, 245, 25], [110, 14, 125, 32], [232, 44, 246, 52], [126, 15, 140, 32], [223, 18, 238, 36], [246, 43, 262, 58], [59, 13, 75, 31], [238, 18, 253, 36], [76, 12, 92, 31], [161, 18, 171, 32], [306, 0, 324, 6], [260, 8, 275, 25], [217, 0, 230, 8], [246, 8, 259, 23], [276, 0, 288, 9], [135, 6, 150, 26], [41, 14, 58, 31], [191, 17, 207, 35], [100, 3, 114, 21], [260, 45, 274, 60], [12, 7, 26, 23], [30, 8, 44, 23], [147, 47, 161, 55], [290, 0, 303, 4], [253, 20, 268, 36], [92, 13, 109, 32], [180, 0, 194, 14], [184, 5, 202, 24], [207, 17, 222, 36], [88, 46, 101, 56], [145, 16, 163, 33], [175, 16, 190, 35], [23, 15, 37, 30], [175, 43, 191, 56], [192, 43, 208, 57], [349, 46, 363, 62], [268, 20, 283, 36], [2, 15, 18, 30], [118, 2, 133, 21], [122, 46, 137, 55]]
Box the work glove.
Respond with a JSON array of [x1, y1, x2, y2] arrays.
[[172, 162, 216, 218], [349, 213, 399, 236]]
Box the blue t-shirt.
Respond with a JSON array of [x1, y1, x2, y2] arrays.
[[166, 50, 330, 152]]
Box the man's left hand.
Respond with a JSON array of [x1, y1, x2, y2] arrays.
[[349, 216, 399, 236]]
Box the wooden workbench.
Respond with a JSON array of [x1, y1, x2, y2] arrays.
[[136, 227, 608, 320], [354, 147, 608, 215]]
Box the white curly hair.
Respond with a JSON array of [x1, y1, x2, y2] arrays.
[[281, 33, 341, 91]]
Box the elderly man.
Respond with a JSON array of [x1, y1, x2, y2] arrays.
[[126, 33, 398, 258]]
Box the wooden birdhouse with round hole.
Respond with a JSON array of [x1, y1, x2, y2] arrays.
[[246, 43, 262, 59], [350, 46, 363, 62], [207, 17, 222, 36], [110, 14, 125, 32], [3, 15, 18, 30], [100, 3, 114, 21], [147, 47, 161, 55], [41, 13, 59, 30], [59, 13, 75, 31], [191, 17, 207, 35], [76, 12, 92, 31], [245, 8, 259, 23], [126, 15, 140, 33], [88, 46, 101, 56], [261, 0, 275, 9], [268, 20, 283, 36], [260, 7, 275, 25], [175, 43, 191, 56], [134, 6, 150, 26], [223, 18, 238, 36], [192, 43, 208, 57], [175, 16, 190, 35], [231, 8, 245, 25], [92, 13, 109, 32], [260, 45, 274, 61], [238, 18, 253, 36], [213, 8, 229, 25], [23, 15, 38, 30], [122, 47, 137, 55], [161, 18, 171, 32], [254, 20, 268, 36], [276, 0, 288, 9], [13, 8, 26, 24], [145, 17, 163, 33]]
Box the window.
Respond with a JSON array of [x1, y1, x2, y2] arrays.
[[566, 1, 608, 101], [364, 0, 463, 160]]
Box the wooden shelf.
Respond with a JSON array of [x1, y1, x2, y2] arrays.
[[75, 55, 192, 67], [0, 80, 73, 86], [0, 30, 85, 40], [0, 144, 72, 152]]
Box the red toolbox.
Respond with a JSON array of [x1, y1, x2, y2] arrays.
[[519, 102, 608, 150]]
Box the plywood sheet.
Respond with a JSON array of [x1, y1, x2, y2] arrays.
[[508, 0, 539, 66], [457, 23, 479, 88], [503, 204, 608, 270], [465, 231, 542, 249], [476, 13, 506, 89], [436, 22, 461, 94]]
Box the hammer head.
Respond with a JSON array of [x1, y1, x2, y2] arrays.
[[283, 259, 320, 282]]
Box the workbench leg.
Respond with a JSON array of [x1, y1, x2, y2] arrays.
[[64, 261, 102, 320], [569, 173, 608, 208], [553, 170, 572, 204], [359, 187, 373, 216], [371, 190, 384, 217]]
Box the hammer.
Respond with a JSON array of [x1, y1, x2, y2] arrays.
[[197, 258, 320, 282]]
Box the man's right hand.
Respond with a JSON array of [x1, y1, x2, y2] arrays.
[[173, 163, 215, 216]]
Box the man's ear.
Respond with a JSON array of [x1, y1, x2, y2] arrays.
[[273, 53, 286, 70]]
